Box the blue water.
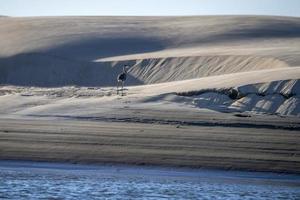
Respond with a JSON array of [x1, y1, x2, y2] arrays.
[[0, 161, 300, 200]]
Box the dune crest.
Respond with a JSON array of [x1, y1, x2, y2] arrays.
[[0, 16, 300, 116]]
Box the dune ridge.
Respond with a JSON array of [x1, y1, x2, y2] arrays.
[[0, 54, 288, 87], [0, 15, 300, 117], [0, 15, 300, 87]]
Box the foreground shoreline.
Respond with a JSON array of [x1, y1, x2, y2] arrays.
[[1, 160, 300, 180], [0, 116, 299, 174], [2, 160, 300, 199]]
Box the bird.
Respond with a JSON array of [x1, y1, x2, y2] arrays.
[[117, 65, 129, 95]]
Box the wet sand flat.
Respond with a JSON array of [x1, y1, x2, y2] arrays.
[[0, 117, 299, 173]]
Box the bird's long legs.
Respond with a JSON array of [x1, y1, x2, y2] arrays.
[[117, 81, 125, 96], [117, 81, 119, 94]]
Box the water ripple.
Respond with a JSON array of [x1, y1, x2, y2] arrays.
[[0, 161, 300, 200]]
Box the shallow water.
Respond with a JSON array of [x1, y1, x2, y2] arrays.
[[0, 161, 300, 200]]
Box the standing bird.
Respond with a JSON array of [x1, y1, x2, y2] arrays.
[[117, 65, 129, 95]]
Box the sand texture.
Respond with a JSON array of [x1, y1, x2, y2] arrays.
[[0, 117, 299, 173], [0, 16, 300, 172]]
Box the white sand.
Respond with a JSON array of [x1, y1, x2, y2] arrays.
[[0, 15, 300, 117]]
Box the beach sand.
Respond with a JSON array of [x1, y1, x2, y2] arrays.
[[1, 113, 299, 173]]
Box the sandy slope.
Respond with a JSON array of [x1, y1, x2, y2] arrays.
[[0, 16, 300, 87], [0, 16, 299, 116], [0, 16, 299, 115], [0, 67, 299, 117], [0, 16, 300, 172]]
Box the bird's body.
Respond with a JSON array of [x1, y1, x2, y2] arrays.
[[117, 65, 128, 95], [117, 72, 127, 82]]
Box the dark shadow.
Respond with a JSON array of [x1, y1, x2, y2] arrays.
[[0, 52, 143, 87], [39, 36, 167, 61], [0, 34, 167, 87], [181, 18, 300, 47]]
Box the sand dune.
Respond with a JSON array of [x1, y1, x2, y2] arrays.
[[0, 16, 300, 116], [0, 67, 299, 116], [0, 16, 300, 172], [1, 16, 299, 60], [0, 16, 300, 87], [0, 54, 288, 87]]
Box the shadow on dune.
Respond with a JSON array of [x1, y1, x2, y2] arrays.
[[0, 36, 167, 87], [40, 36, 167, 61], [1, 17, 300, 87], [181, 19, 300, 47], [227, 20, 300, 39], [0, 53, 143, 87]]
